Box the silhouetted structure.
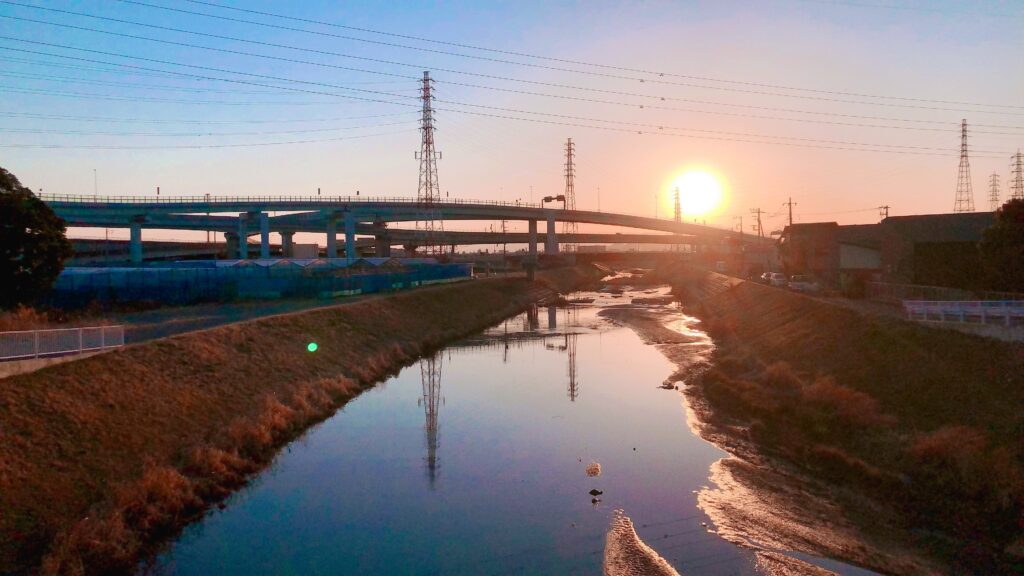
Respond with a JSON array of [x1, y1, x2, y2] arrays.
[[562, 138, 578, 252], [954, 119, 975, 213], [416, 71, 443, 254]]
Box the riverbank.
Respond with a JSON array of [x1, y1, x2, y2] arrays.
[[656, 263, 1024, 575], [0, 267, 599, 575]]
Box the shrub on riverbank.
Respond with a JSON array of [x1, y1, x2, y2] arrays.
[[668, 264, 1024, 574]]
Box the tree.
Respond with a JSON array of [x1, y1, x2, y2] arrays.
[[979, 198, 1024, 293], [0, 167, 72, 308]]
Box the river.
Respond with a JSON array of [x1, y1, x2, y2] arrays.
[[145, 286, 878, 575]]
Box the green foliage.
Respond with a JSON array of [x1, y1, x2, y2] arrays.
[[0, 167, 72, 309], [980, 198, 1024, 292]]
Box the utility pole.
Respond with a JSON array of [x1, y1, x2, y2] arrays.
[[953, 119, 975, 212], [1010, 150, 1024, 200], [562, 137, 577, 252], [783, 197, 797, 226], [749, 208, 765, 237], [988, 173, 1001, 211], [734, 215, 744, 235], [415, 71, 443, 255], [878, 205, 890, 220]]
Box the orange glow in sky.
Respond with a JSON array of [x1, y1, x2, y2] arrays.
[[670, 169, 725, 218]]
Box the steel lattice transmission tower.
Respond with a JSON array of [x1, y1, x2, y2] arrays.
[[988, 173, 1001, 211], [561, 138, 577, 252], [419, 352, 443, 487], [673, 186, 681, 223], [415, 71, 443, 254], [1010, 150, 1024, 201], [953, 119, 975, 213]]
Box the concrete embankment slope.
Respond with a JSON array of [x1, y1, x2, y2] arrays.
[[663, 263, 1024, 573], [0, 268, 598, 575]]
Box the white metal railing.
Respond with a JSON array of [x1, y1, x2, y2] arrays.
[[0, 325, 125, 361], [903, 300, 1024, 326], [40, 193, 543, 209], [869, 281, 1024, 304]]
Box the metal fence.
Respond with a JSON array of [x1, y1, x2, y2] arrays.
[[903, 300, 1024, 327], [0, 325, 125, 361], [47, 264, 473, 307], [867, 282, 1024, 305]]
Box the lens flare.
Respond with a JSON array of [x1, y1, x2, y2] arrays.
[[307, 342, 319, 353]]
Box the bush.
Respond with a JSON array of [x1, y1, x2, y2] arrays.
[[802, 376, 896, 428]]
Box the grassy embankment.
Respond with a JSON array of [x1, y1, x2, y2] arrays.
[[0, 267, 597, 576], [663, 263, 1024, 574]]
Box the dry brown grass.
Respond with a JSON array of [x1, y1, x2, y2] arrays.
[[0, 306, 51, 331], [667, 264, 1024, 573], [1, 269, 598, 575]]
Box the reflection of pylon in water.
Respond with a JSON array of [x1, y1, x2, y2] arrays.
[[566, 332, 579, 401], [419, 353, 443, 486], [563, 306, 579, 401]]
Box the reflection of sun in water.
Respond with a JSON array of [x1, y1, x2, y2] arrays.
[[671, 170, 724, 217]]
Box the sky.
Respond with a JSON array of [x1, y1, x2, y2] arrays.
[[1, 0, 1022, 242]]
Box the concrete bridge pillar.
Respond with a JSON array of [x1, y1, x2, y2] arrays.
[[224, 232, 239, 259], [344, 211, 357, 262], [259, 212, 270, 259], [236, 214, 249, 259], [325, 216, 337, 259], [374, 235, 391, 257], [545, 212, 559, 254], [129, 222, 143, 265], [526, 219, 538, 280], [281, 232, 294, 258]]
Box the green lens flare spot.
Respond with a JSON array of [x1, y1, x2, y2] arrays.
[[307, 342, 318, 353]]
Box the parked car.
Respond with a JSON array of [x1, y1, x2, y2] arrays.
[[758, 272, 771, 284], [768, 272, 788, 287], [788, 275, 820, 293]]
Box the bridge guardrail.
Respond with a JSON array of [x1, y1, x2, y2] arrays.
[[39, 194, 543, 209], [0, 325, 125, 361], [40, 194, 759, 238]]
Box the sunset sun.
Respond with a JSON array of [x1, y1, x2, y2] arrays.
[[671, 170, 724, 218]]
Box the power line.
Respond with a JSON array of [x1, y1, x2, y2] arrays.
[[115, 0, 1024, 110], [0, 44, 1009, 157], [4, 4, 1024, 118], [0, 43, 993, 156], [0, 128, 416, 149], [0, 70, 418, 95], [7, 8, 1024, 137], [0, 85, 349, 106], [0, 120, 413, 137], [0, 110, 417, 125]]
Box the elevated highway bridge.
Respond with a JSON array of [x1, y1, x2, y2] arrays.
[[43, 194, 766, 264]]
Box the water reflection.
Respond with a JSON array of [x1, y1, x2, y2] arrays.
[[418, 353, 443, 487], [149, 292, 762, 575]]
